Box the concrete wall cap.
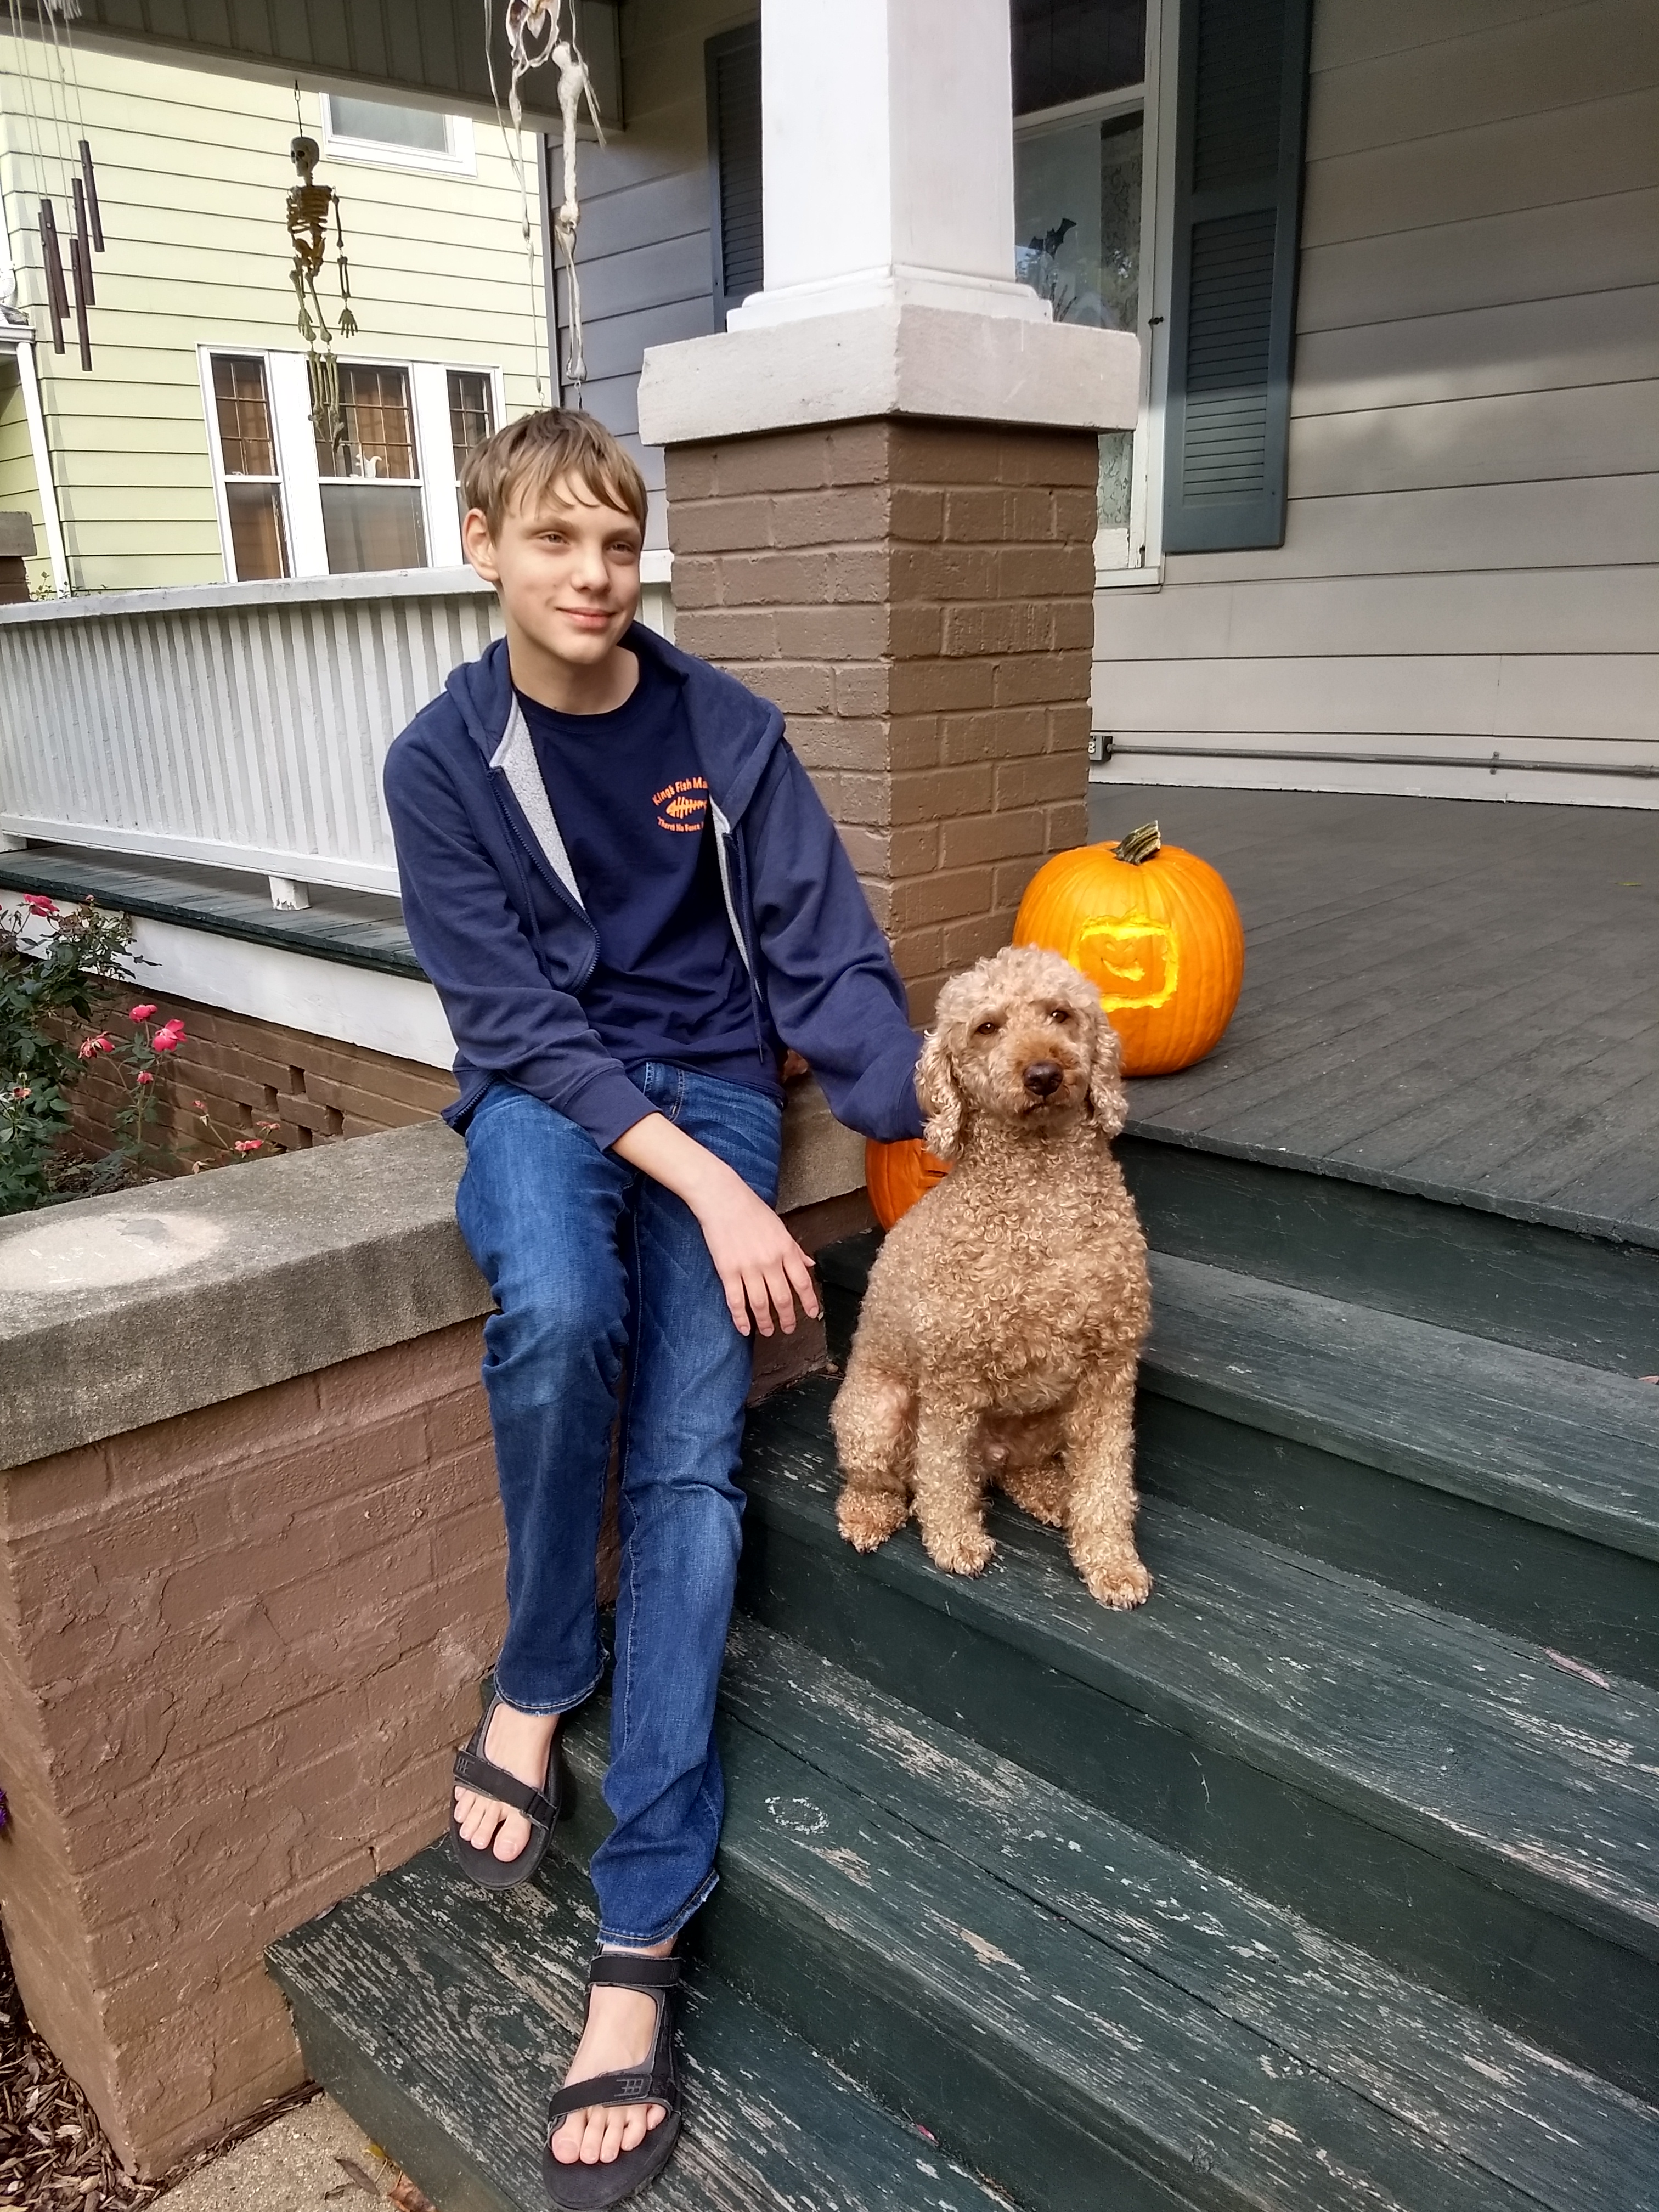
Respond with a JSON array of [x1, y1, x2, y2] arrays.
[[638, 302, 1139, 447], [0, 1121, 487, 1469]]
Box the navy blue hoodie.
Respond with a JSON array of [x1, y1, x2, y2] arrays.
[[382, 625, 925, 1150]]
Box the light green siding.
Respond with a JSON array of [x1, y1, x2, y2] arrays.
[[0, 38, 547, 591]]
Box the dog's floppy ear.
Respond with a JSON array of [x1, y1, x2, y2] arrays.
[[1086, 1001, 1128, 1138], [916, 1022, 967, 1161]]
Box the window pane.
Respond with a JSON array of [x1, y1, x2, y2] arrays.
[[213, 355, 276, 476], [225, 482, 288, 580], [1014, 0, 1146, 115], [447, 370, 495, 477], [1015, 108, 1145, 543], [1015, 111, 1142, 329], [328, 96, 449, 153], [318, 364, 419, 481], [320, 483, 427, 573]]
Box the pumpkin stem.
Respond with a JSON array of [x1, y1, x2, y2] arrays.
[[1114, 820, 1162, 866]]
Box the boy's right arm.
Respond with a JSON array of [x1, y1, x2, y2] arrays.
[[386, 731, 816, 1338], [384, 729, 654, 1152]]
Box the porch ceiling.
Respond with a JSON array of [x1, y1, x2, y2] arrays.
[[11, 0, 620, 132]]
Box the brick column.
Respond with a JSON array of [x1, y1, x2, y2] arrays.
[[667, 419, 1098, 1023]]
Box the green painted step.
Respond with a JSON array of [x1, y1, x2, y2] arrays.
[[1137, 1252, 1659, 1685], [266, 1843, 1009, 2212], [1116, 1136, 1659, 1377], [737, 1380, 1659, 2102], [550, 1630, 1657, 2212]]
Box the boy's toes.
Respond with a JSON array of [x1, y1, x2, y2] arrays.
[[490, 1809, 532, 1861]]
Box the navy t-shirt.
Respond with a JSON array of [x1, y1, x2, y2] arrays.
[[516, 657, 782, 1101]]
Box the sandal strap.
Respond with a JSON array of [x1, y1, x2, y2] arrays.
[[451, 1747, 554, 1828], [546, 2067, 677, 2123], [587, 1952, 682, 1991]]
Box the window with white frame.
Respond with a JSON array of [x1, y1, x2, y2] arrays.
[[316, 362, 428, 573], [320, 94, 476, 174], [1013, 0, 1167, 578], [202, 349, 503, 582], [210, 354, 290, 581], [447, 368, 496, 525]]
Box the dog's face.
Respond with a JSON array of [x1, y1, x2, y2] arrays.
[[917, 945, 1126, 1160]]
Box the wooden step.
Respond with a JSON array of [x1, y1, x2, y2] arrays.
[[1139, 1253, 1659, 1684], [266, 1842, 1009, 2212], [737, 1380, 1659, 2101], [1118, 1136, 1659, 1377], [549, 1628, 1659, 2212]]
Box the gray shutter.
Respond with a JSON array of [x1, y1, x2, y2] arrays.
[[1162, 0, 1312, 553], [706, 24, 763, 329]]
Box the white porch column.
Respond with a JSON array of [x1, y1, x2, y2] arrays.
[[735, 0, 1042, 328], [638, 0, 1137, 444]]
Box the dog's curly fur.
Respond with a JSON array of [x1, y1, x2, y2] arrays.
[[831, 945, 1153, 1609]]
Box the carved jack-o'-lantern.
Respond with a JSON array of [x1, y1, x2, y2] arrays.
[[1013, 822, 1244, 1076]]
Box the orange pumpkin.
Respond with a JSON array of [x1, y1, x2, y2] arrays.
[[1013, 821, 1244, 1076], [865, 1136, 951, 1230]]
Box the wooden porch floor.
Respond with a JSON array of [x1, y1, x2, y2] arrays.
[[1088, 785, 1659, 1247]]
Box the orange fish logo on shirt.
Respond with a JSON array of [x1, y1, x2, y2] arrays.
[[654, 776, 709, 833]]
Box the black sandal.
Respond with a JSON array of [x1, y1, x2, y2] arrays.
[[541, 1951, 683, 2209], [448, 1691, 560, 1891]]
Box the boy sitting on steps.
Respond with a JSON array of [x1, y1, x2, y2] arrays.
[[382, 409, 923, 2209]]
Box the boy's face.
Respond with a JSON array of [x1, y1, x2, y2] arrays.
[[464, 473, 642, 669]]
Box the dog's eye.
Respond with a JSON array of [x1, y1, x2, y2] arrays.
[[1048, 1006, 1073, 1023], [974, 1019, 1002, 1037]]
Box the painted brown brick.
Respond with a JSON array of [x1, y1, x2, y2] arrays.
[[66, 989, 459, 1174], [665, 414, 1096, 1019], [0, 1321, 502, 2175]]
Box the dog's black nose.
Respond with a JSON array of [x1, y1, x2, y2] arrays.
[[1023, 1059, 1064, 1098]]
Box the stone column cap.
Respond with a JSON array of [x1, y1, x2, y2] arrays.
[[639, 301, 1139, 447], [0, 1121, 487, 1469]]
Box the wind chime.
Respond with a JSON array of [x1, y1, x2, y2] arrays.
[[283, 108, 358, 468], [9, 0, 106, 368], [487, 0, 604, 399]]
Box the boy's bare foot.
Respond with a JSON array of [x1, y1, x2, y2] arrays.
[[453, 1700, 558, 1863], [549, 1940, 673, 2168]]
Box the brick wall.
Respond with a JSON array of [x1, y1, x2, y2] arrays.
[[67, 989, 459, 1166], [667, 419, 1098, 1024], [0, 1321, 501, 2175]]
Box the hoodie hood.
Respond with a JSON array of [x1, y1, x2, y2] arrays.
[[445, 625, 786, 826]]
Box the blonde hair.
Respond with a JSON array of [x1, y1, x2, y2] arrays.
[[460, 408, 647, 537]]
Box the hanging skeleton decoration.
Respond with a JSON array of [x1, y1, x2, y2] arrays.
[[487, 0, 603, 398], [285, 129, 358, 467]]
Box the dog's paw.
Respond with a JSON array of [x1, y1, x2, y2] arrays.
[[1083, 1556, 1153, 1610], [837, 1491, 907, 1553], [925, 1526, 997, 1577]]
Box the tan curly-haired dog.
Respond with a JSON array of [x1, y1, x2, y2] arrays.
[[831, 944, 1152, 1609]]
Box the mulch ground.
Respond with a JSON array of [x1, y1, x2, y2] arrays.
[[0, 1923, 321, 2210]]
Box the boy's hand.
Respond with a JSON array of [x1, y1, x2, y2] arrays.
[[691, 1169, 820, 1339], [610, 1112, 821, 1338]]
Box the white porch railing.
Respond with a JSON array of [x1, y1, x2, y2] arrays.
[[0, 564, 674, 898]]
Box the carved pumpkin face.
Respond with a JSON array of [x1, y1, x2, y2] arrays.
[[1013, 825, 1244, 1077]]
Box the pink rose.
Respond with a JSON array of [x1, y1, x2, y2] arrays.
[[150, 1019, 185, 1053], [127, 1002, 157, 1022], [234, 1138, 263, 1153], [9, 1085, 31, 1100], [136, 1069, 154, 1087], [77, 1032, 114, 1060], [21, 894, 58, 918]]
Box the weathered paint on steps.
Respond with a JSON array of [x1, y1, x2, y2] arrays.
[[738, 1382, 1659, 2100], [267, 1847, 1012, 2212]]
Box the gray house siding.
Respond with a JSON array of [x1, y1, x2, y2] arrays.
[[557, 0, 758, 547], [1097, 0, 1659, 804]]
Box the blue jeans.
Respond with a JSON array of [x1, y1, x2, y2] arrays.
[[455, 1064, 782, 1947]]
